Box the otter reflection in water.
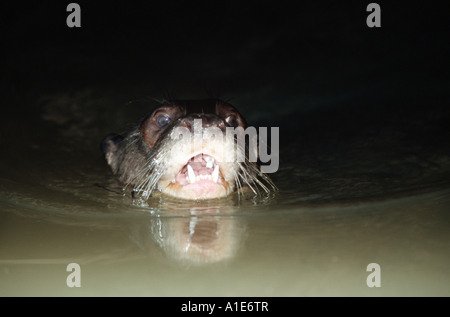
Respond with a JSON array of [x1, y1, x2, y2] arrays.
[[102, 99, 277, 200], [133, 206, 246, 266]]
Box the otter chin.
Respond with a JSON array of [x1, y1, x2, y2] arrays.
[[102, 99, 276, 200]]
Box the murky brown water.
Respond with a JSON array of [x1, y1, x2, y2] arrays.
[[1, 185, 449, 296], [1, 1, 449, 297], [1, 88, 449, 296]]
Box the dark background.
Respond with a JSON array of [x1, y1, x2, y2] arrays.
[[2, 1, 448, 110], [1, 0, 449, 201]]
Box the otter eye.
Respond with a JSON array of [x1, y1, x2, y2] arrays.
[[225, 114, 238, 127], [156, 114, 171, 129]]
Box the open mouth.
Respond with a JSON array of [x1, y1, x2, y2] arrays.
[[165, 153, 230, 199], [175, 153, 223, 186]]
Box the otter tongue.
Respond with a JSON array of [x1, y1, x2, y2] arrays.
[[188, 155, 214, 176], [188, 161, 211, 175], [183, 154, 219, 184]]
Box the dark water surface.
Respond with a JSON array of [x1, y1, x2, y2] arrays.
[[1, 1, 449, 296]]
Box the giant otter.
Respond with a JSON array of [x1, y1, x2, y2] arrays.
[[102, 99, 276, 200]]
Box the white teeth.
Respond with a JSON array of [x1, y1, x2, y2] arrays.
[[189, 216, 197, 236], [212, 164, 219, 183], [205, 157, 215, 169], [187, 165, 196, 184], [185, 162, 220, 184]]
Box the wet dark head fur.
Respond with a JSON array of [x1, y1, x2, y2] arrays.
[[102, 99, 276, 200]]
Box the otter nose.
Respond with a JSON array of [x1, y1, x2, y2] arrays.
[[179, 113, 226, 131]]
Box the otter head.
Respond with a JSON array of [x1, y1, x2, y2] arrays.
[[102, 99, 275, 200]]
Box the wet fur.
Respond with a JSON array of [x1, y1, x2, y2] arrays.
[[102, 101, 277, 199]]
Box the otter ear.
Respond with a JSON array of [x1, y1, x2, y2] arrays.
[[101, 133, 123, 167]]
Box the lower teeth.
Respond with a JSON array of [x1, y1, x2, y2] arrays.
[[186, 164, 220, 184]]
